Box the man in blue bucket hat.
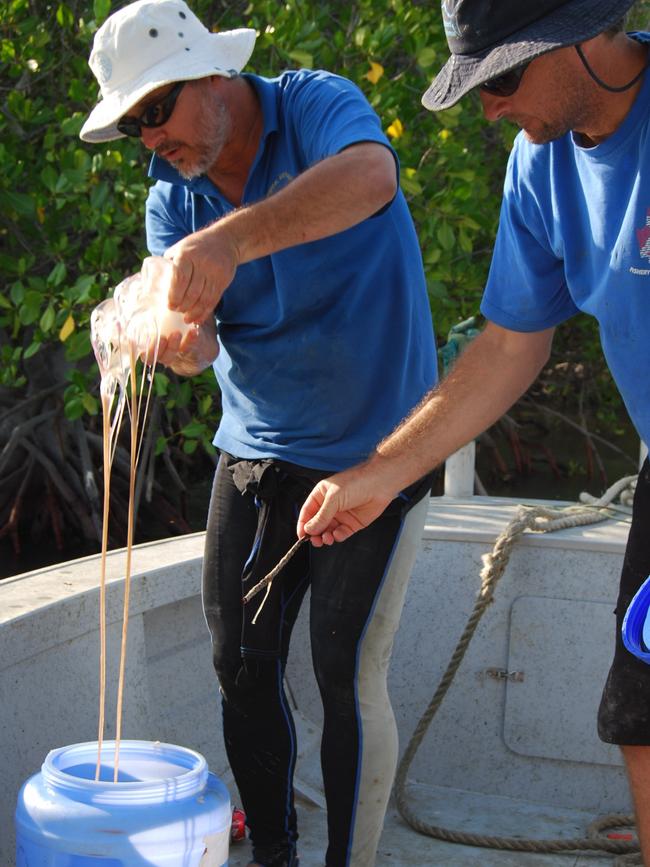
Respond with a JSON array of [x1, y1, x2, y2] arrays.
[[80, 1, 438, 865], [299, 0, 650, 858]]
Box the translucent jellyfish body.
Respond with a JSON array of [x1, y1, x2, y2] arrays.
[[114, 256, 196, 350], [90, 297, 130, 401]]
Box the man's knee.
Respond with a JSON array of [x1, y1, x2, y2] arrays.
[[216, 654, 283, 718]]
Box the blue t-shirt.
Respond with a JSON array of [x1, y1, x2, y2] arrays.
[[146, 69, 437, 471], [482, 36, 650, 447]]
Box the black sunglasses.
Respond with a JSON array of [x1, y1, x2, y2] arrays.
[[480, 61, 531, 97], [117, 81, 186, 138]]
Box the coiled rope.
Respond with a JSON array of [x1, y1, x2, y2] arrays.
[[393, 475, 641, 866]]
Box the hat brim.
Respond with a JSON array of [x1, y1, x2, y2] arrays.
[[80, 28, 256, 142], [422, 0, 638, 111]]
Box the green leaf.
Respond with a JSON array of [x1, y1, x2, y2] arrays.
[[288, 50, 313, 68], [61, 114, 84, 136], [39, 305, 55, 331], [427, 279, 448, 300], [181, 420, 206, 438], [199, 394, 213, 414], [82, 393, 99, 415], [93, 0, 111, 22], [458, 229, 473, 254], [40, 164, 58, 192], [182, 439, 199, 455], [48, 261, 67, 287], [19, 291, 44, 325], [153, 372, 169, 396], [400, 175, 423, 197], [63, 397, 85, 421], [417, 47, 437, 68], [436, 222, 456, 251], [10, 282, 24, 305], [154, 435, 168, 456], [56, 3, 74, 27], [0, 189, 35, 218], [23, 341, 42, 359], [64, 330, 91, 361], [73, 274, 97, 303]]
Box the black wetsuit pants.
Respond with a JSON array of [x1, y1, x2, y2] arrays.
[[202, 453, 429, 867]]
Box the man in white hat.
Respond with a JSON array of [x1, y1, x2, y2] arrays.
[[299, 0, 650, 859], [81, 2, 438, 866]]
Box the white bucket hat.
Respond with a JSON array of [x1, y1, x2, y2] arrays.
[[80, 0, 256, 143]]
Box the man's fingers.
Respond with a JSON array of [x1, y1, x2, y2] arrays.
[[298, 485, 328, 532], [302, 492, 341, 537], [167, 258, 194, 310], [178, 325, 200, 352], [183, 283, 215, 324]]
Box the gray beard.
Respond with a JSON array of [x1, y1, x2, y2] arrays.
[[165, 97, 231, 180]]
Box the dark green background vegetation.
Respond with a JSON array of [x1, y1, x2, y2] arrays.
[[1, 0, 647, 575]]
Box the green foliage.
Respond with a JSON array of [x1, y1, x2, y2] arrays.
[[1, 0, 510, 458], [3, 0, 645, 483], [1, 0, 149, 391]]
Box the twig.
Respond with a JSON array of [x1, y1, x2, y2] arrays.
[[161, 446, 187, 493], [0, 409, 57, 477], [0, 455, 35, 554], [243, 537, 308, 604], [20, 438, 98, 541], [522, 397, 637, 467], [45, 475, 65, 551], [74, 420, 102, 543], [0, 384, 62, 427]]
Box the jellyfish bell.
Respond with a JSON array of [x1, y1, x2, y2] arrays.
[[91, 299, 122, 373], [140, 256, 196, 340], [90, 298, 117, 362], [125, 306, 160, 359], [113, 273, 144, 329]]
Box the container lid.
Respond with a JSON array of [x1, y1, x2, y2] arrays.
[[42, 740, 209, 804]]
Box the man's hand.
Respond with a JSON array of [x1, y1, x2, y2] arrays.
[[141, 316, 219, 376], [298, 323, 557, 546], [164, 224, 240, 324], [297, 462, 397, 547]]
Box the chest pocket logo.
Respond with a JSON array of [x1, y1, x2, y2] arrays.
[[268, 172, 294, 196], [636, 207, 650, 260]]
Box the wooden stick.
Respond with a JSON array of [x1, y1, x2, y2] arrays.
[[243, 536, 308, 604]]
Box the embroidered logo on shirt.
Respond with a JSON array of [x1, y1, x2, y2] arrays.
[[630, 208, 650, 275], [636, 208, 650, 260], [268, 172, 294, 196]]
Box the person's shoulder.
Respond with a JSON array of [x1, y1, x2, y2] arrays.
[[269, 68, 362, 98]]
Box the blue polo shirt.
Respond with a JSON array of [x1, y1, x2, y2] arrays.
[[146, 69, 437, 471], [482, 36, 650, 448]]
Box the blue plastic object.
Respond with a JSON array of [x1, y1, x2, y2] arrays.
[[15, 740, 231, 866], [622, 575, 650, 664]]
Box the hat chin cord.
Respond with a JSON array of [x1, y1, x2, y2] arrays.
[[575, 43, 649, 93]]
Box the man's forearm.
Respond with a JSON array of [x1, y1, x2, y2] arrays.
[[215, 142, 397, 263], [366, 323, 556, 495]]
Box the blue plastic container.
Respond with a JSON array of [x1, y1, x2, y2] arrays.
[[15, 740, 231, 866], [622, 574, 650, 664]]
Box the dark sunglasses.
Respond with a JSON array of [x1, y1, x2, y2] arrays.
[[480, 61, 531, 97], [117, 81, 186, 138]]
